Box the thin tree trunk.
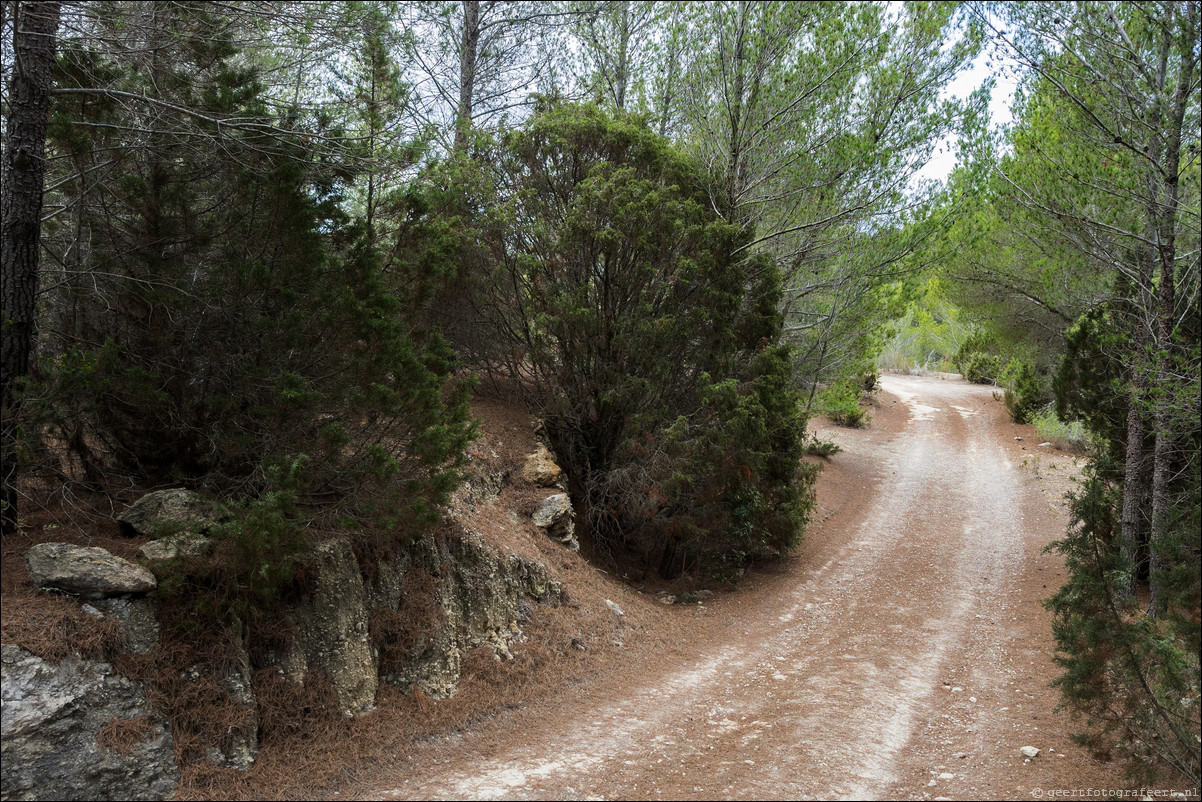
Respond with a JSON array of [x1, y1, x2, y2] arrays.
[[613, 1, 629, 109], [1146, 2, 1195, 616], [1, 1, 60, 535], [455, 0, 480, 152]]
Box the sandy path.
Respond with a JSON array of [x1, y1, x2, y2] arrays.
[[365, 373, 1128, 801]]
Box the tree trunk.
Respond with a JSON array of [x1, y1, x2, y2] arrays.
[[1146, 1, 1196, 616], [1, 1, 60, 535], [455, 0, 480, 152], [613, 1, 629, 109]]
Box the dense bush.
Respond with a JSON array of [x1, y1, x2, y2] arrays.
[[953, 331, 1003, 383], [441, 102, 814, 579], [1000, 358, 1046, 423], [1046, 299, 1201, 785], [962, 351, 1002, 384], [1029, 404, 1092, 453], [1046, 457, 1200, 784]]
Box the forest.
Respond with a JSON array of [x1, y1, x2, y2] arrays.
[[1, 0, 1198, 791]]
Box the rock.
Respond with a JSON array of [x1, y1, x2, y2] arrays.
[[117, 488, 223, 538], [1020, 745, 1040, 758], [91, 598, 160, 654], [1014, 436, 1024, 441], [605, 599, 625, 617], [532, 493, 578, 550], [376, 527, 563, 699], [453, 438, 506, 509], [658, 595, 677, 605], [136, 533, 210, 562], [521, 445, 563, 487], [279, 539, 379, 715], [1, 644, 178, 801], [938, 772, 955, 779], [24, 543, 156, 600], [1039, 442, 1053, 447]]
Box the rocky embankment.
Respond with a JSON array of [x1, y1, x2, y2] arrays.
[[2, 433, 576, 801]]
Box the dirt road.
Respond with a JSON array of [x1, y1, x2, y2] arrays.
[[366, 373, 1130, 801]]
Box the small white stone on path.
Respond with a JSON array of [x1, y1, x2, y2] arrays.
[[1020, 746, 1040, 758], [939, 772, 955, 779]]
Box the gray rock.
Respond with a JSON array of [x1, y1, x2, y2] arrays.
[[91, 598, 160, 654], [1, 644, 178, 801], [117, 489, 223, 538], [1020, 745, 1040, 758], [279, 539, 378, 715], [522, 445, 563, 487], [380, 527, 562, 699], [605, 599, 625, 617], [532, 493, 578, 550], [136, 533, 210, 562], [24, 543, 156, 600]]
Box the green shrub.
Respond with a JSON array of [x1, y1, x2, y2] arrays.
[[1001, 358, 1045, 424], [445, 101, 815, 580], [1046, 458, 1201, 785], [962, 351, 1001, 384], [804, 436, 842, 457], [1030, 404, 1092, 453], [820, 379, 871, 428], [152, 457, 309, 622]]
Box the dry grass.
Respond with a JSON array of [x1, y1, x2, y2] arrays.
[[371, 568, 446, 676], [0, 592, 126, 662], [97, 716, 159, 757]]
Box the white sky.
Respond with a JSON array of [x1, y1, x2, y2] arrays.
[[911, 40, 1021, 185]]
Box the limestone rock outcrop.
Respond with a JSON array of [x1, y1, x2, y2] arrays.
[[0, 644, 179, 801]]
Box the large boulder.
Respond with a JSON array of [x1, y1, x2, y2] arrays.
[[0, 644, 178, 801], [276, 539, 378, 716], [532, 493, 578, 551], [522, 445, 563, 487], [117, 489, 223, 538], [24, 543, 156, 600]]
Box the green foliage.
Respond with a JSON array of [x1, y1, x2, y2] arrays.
[[1054, 306, 1132, 453], [819, 379, 872, 428], [29, 4, 475, 588], [962, 352, 1002, 385], [803, 437, 842, 458], [1029, 405, 1092, 454], [877, 280, 974, 373], [954, 332, 1001, 384], [1000, 358, 1045, 424], [443, 101, 814, 579], [1045, 459, 1201, 785]]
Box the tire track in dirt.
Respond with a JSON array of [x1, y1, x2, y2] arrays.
[[368, 373, 1125, 801]]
